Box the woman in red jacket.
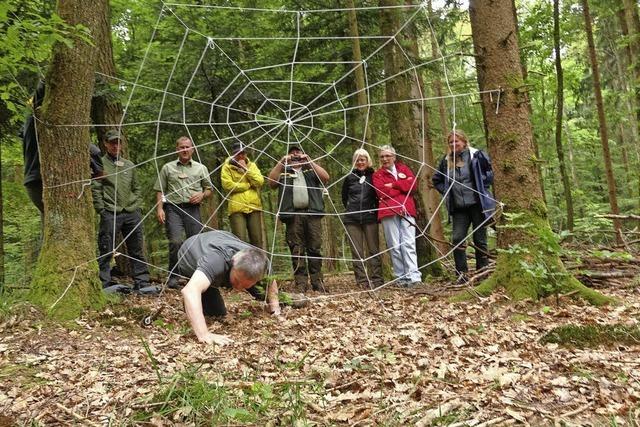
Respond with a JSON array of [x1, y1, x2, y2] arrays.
[[372, 145, 421, 287]]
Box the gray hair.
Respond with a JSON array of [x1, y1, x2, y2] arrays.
[[231, 248, 268, 280], [379, 145, 396, 155]]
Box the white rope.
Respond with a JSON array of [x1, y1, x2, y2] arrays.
[[45, 1, 504, 308]]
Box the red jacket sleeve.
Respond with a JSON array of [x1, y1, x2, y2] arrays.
[[373, 169, 401, 200], [392, 163, 417, 194]]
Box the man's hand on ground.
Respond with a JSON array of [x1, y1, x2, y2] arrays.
[[199, 333, 233, 346], [266, 279, 281, 316]]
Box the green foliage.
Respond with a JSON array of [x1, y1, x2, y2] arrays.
[[0, 0, 85, 119], [134, 359, 320, 424], [541, 323, 640, 348]]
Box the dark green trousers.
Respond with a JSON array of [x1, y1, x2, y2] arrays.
[[285, 215, 323, 288], [230, 211, 263, 249]]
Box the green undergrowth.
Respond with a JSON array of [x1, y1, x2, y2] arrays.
[[540, 323, 640, 348], [133, 366, 321, 424], [452, 209, 614, 306], [133, 340, 323, 424]]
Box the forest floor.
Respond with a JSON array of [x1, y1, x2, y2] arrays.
[[1, 274, 639, 426]]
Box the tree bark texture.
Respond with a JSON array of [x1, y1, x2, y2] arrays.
[[29, 0, 104, 317], [553, 0, 574, 231], [91, 0, 128, 155], [406, 2, 448, 256], [427, 0, 449, 142], [380, 0, 440, 277], [468, 0, 609, 304], [346, 0, 374, 145], [581, 0, 623, 244], [470, 0, 544, 246]]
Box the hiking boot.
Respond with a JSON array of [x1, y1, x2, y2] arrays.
[[407, 281, 422, 289], [103, 284, 131, 294], [134, 284, 161, 295], [312, 282, 327, 293]]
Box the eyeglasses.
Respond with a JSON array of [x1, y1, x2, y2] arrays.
[[379, 154, 394, 158]]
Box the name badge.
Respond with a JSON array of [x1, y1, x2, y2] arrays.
[[114, 160, 125, 167], [178, 173, 188, 179], [398, 172, 406, 179], [359, 175, 366, 184]]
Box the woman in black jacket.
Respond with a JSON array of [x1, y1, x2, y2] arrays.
[[341, 148, 383, 288]]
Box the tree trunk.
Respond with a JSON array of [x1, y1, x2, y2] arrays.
[[581, 0, 623, 244], [91, 0, 128, 155], [623, 0, 640, 128], [92, 0, 133, 278], [618, 2, 640, 206], [0, 134, 4, 290], [553, 0, 574, 231], [380, 0, 440, 277], [427, 0, 449, 141], [406, 0, 448, 257], [346, 0, 373, 144], [28, 0, 105, 317], [467, 0, 609, 304]]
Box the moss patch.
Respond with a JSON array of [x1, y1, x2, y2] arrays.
[[540, 323, 640, 348], [453, 209, 614, 306]]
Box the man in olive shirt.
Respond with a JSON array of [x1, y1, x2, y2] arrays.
[[155, 136, 212, 288], [92, 130, 152, 293]]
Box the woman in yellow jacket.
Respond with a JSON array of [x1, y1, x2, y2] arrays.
[[221, 142, 264, 248]]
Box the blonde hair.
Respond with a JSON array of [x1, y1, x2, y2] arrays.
[[447, 130, 468, 149], [446, 129, 469, 167], [352, 148, 373, 168]]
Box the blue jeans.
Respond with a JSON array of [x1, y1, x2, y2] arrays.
[[381, 215, 421, 283]]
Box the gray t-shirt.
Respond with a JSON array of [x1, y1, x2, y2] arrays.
[[177, 230, 251, 287]]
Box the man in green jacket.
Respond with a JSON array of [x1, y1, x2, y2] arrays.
[[92, 130, 154, 294]]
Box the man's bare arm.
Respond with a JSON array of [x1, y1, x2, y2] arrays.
[[181, 271, 233, 345]]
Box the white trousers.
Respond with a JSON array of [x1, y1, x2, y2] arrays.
[[381, 215, 421, 282]]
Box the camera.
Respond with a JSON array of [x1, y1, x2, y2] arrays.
[[290, 156, 302, 162]]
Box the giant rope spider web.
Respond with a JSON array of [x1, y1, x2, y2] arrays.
[[49, 1, 503, 309]]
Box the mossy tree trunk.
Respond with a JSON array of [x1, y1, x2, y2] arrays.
[[467, 0, 610, 305], [28, 0, 105, 318], [380, 0, 440, 277]]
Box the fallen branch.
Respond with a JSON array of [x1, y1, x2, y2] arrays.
[[597, 214, 640, 221]]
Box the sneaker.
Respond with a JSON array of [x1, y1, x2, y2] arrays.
[[135, 284, 161, 295]]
